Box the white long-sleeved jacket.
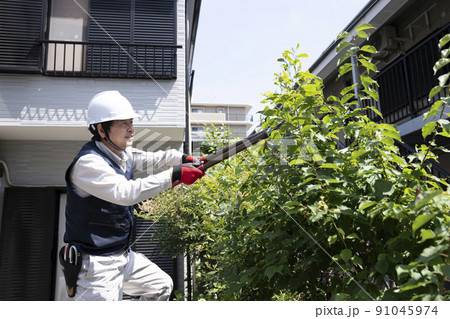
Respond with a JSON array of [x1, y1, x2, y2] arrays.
[[70, 141, 183, 206]]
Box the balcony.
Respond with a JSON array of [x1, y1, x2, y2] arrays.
[[364, 23, 450, 125], [40, 40, 181, 79]]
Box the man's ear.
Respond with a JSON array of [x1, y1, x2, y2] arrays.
[[97, 123, 106, 139]]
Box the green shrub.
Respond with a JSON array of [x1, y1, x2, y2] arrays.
[[139, 27, 450, 300]]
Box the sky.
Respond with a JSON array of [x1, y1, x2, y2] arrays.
[[191, 0, 371, 120]]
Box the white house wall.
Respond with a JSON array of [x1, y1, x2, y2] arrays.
[[0, 74, 185, 129]]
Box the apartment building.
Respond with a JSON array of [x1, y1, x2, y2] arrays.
[[310, 0, 450, 178], [0, 0, 201, 300], [190, 102, 254, 153]]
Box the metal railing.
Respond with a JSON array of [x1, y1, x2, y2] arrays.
[[363, 23, 450, 124], [40, 40, 181, 79], [397, 141, 450, 186]]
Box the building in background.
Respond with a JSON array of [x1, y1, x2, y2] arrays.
[[310, 0, 450, 178], [190, 102, 254, 153], [0, 0, 201, 300]]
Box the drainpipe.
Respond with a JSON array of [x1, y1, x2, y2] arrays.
[[351, 55, 361, 109]]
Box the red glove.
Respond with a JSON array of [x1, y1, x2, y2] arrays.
[[182, 154, 207, 170], [172, 164, 205, 187]]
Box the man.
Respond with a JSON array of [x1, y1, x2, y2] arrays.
[[62, 91, 205, 301]]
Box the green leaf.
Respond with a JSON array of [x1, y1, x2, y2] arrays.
[[356, 23, 375, 32], [340, 249, 352, 263], [319, 163, 341, 170], [378, 123, 397, 131], [444, 96, 450, 105], [338, 63, 353, 77], [424, 100, 444, 121], [312, 154, 323, 162], [352, 258, 363, 271], [441, 265, 450, 278], [356, 31, 368, 39], [412, 214, 434, 234], [364, 87, 379, 101], [381, 129, 401, 142], [375, 259, 388, 274], [360, 45, 377, 54], [337, 52, 351, 66], [261, 108, 278, 116], [328, 234, 338, 245], [349, 46, 359, 55], [415, 191, 441, 211], [359, 201, 377, 210], [336, 41, 351, 53], [340, 84, 356, 96], [433, 58, 450, 74], [438, 73, 449, 87], [374, 179, 393, 198], [359, 59, 377, 74], [442, 48, 450, 58], [340, 93, 355, 104], [428, 85, 442, 100], [422, 122, 437, 139], [438, 34, 450, 49], [346, 233, 359, 239], [264, 265, 284, 280], [396, 265, 410, 280], [418, 245, 444, 264], [335, 31, 350, 41], [285, 200, 301, 207], [419, 229, 435, 242], [367, 106, 383, 118]]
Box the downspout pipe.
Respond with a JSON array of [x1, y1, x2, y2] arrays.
[[183, 0, 202, 301], [351, 54, 361, 108]]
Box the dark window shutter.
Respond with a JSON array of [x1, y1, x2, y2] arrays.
[[134, 0, 176, 77], [134, 0, 176, 45], [0, 188, 59, 300], [86, 0, 176, 78], [132, 217, 177, 288], [0, 0, 45, 71], [88, 0, 131, 43], [86, 0, 132, 76]]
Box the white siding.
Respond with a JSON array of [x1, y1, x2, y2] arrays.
[[0, 0, 187, 131]]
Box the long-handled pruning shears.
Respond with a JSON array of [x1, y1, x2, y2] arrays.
[[197, 120, 285, 171]]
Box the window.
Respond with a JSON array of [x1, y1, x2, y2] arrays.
[[192, 108, 204, 113], [192, 127, 205, 132], [84, 0, 178, 78], [0, 0, 45, 71], [217, 108, 225, 113], [47, 0, 89, 72], [0, 0, 181, 79], [0, 0, 178, 78]]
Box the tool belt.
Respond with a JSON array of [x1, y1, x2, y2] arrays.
[[59, 244, 82, 298]]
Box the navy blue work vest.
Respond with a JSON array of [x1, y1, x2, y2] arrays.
[[64, 140, 135, 256]]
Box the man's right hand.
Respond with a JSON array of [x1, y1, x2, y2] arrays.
[[171, 164, 205, 187], [182, 154, 207, 170]]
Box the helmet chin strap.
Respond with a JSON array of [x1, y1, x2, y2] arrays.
[[96, 123, 126, 152], [104, 137, 126, 152]]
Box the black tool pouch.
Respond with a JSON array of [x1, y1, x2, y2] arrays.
[[58, 246, 82, 298]]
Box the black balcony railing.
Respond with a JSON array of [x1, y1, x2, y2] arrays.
[[363, 23, 450, 124], [397, 141, 450, 186], [40, 40, 181, 79]]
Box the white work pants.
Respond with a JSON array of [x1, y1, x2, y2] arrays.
[[73, 250, 173, 301]]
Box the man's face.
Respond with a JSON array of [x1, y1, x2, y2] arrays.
[[106, 119, 135, 150]]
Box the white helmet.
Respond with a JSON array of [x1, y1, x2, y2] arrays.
[[87, 91, 140, 125]]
